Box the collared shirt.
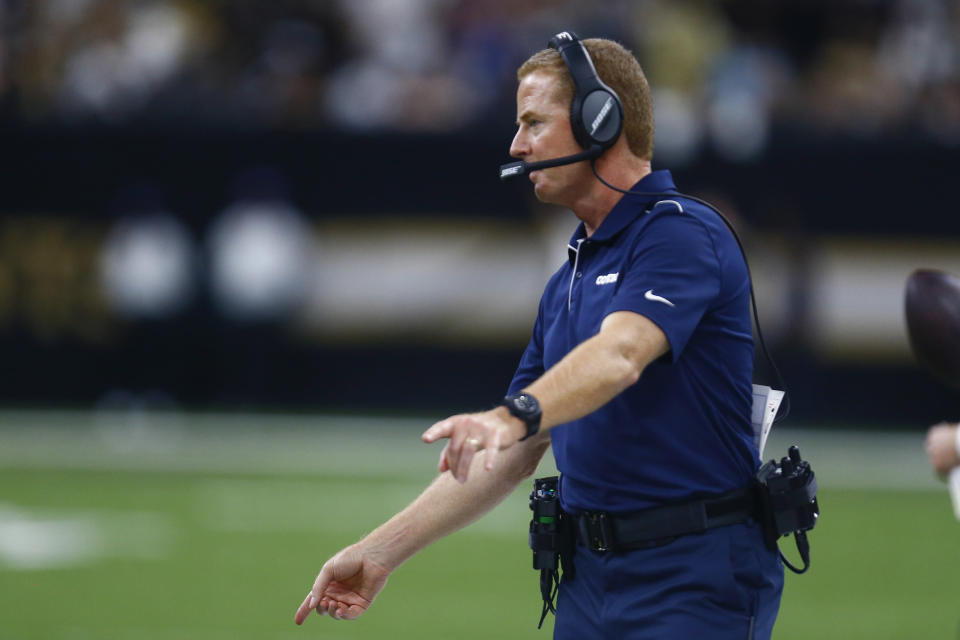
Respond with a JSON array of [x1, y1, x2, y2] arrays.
[[508, 170, 758, 513]]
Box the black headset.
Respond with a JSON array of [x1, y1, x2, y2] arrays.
[[499, 31, 624, 180], [550, 31, 624, 152]]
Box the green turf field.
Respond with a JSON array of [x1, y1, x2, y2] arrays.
[[1, 411, 959, 639]]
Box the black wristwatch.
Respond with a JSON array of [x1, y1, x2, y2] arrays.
[[501, 392, 542, 441]]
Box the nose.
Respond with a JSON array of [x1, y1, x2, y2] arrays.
[[509, 126, 529, 159]]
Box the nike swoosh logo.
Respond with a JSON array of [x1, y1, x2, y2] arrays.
[[644, 289, 675, 307]]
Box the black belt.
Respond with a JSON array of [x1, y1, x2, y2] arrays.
[[571, 487, 757, 552]]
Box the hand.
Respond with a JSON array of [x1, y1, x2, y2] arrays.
[[925, 422, 960, 476], [294, 544, 391, 625], [421, 408, 525, 483]]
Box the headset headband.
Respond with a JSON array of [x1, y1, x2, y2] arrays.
[[548, 31, 623, 151]]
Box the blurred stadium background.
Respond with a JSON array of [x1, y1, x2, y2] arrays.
[[1, 1, 960, 638]]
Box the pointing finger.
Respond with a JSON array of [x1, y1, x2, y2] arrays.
[[295, 563, 335, 624], [422, 419, 453, 443], [295, 592, 315, 625]]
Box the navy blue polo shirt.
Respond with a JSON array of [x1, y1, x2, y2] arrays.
[[508, 170, 758, 513]]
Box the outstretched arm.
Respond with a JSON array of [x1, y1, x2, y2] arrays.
[[422, 310, 668, 483], [294, 432, 551, 624]]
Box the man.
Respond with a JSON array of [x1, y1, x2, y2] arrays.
[[926, 421, 960, 474], [295, 35, 783, 639]]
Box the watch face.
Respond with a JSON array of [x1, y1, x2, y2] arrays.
[[515, 394, 535, 412]]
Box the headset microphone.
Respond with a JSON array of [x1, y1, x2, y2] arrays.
[[499, 146, 603, 181]]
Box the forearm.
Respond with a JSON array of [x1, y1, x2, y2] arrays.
[[361, 437, 550, 570], [525, 332, 639, 430], [524, 312, 668, 431]]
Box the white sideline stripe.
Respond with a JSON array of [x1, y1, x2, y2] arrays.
[[0, 411, 438, 477], [193, 477, 535, 536], [0, 411, 943, 491], [0, 504, 176, 570], [763, 427, 939, 491]]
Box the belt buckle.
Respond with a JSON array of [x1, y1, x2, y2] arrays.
[[583, 511, 612, 552]]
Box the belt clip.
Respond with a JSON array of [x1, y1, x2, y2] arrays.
[[584, 512, 612, 552]]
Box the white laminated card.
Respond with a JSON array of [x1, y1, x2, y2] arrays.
[[751, 384, 785, 459]]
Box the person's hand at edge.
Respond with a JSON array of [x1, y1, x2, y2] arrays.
[[926, 421, 960, 476]]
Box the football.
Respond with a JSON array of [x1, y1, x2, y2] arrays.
[[905, 268, 960, 389]]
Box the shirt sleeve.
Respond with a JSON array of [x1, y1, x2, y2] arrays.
[[605, 210, 721, 362], [507, 296, 546, 394]]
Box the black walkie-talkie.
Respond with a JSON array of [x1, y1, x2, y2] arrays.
[[530, 477, 561, 571], [755, 446, 819, 574], [528, 476, 575, 629]]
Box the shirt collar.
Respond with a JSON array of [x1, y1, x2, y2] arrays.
[[566, 170, 678, 264]]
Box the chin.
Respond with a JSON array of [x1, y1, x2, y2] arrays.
[[532, 183, 553, 204], [533, 182, 568, 207]]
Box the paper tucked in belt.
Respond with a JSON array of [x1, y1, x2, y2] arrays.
[[751, 384, 784, 458]]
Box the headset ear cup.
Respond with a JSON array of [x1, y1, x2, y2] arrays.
[[569, 92, 590, 149], [580, 89, 623, 150]]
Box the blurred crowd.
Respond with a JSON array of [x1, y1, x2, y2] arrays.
[[2, 0, 960, 161]]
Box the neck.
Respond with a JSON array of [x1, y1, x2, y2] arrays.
[[572, 151, 651, 237]]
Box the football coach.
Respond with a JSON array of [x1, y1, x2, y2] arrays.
[[295, 32, 784, 639]]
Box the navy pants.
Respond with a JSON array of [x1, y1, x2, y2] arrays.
[[553, 522, 783, 639]]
